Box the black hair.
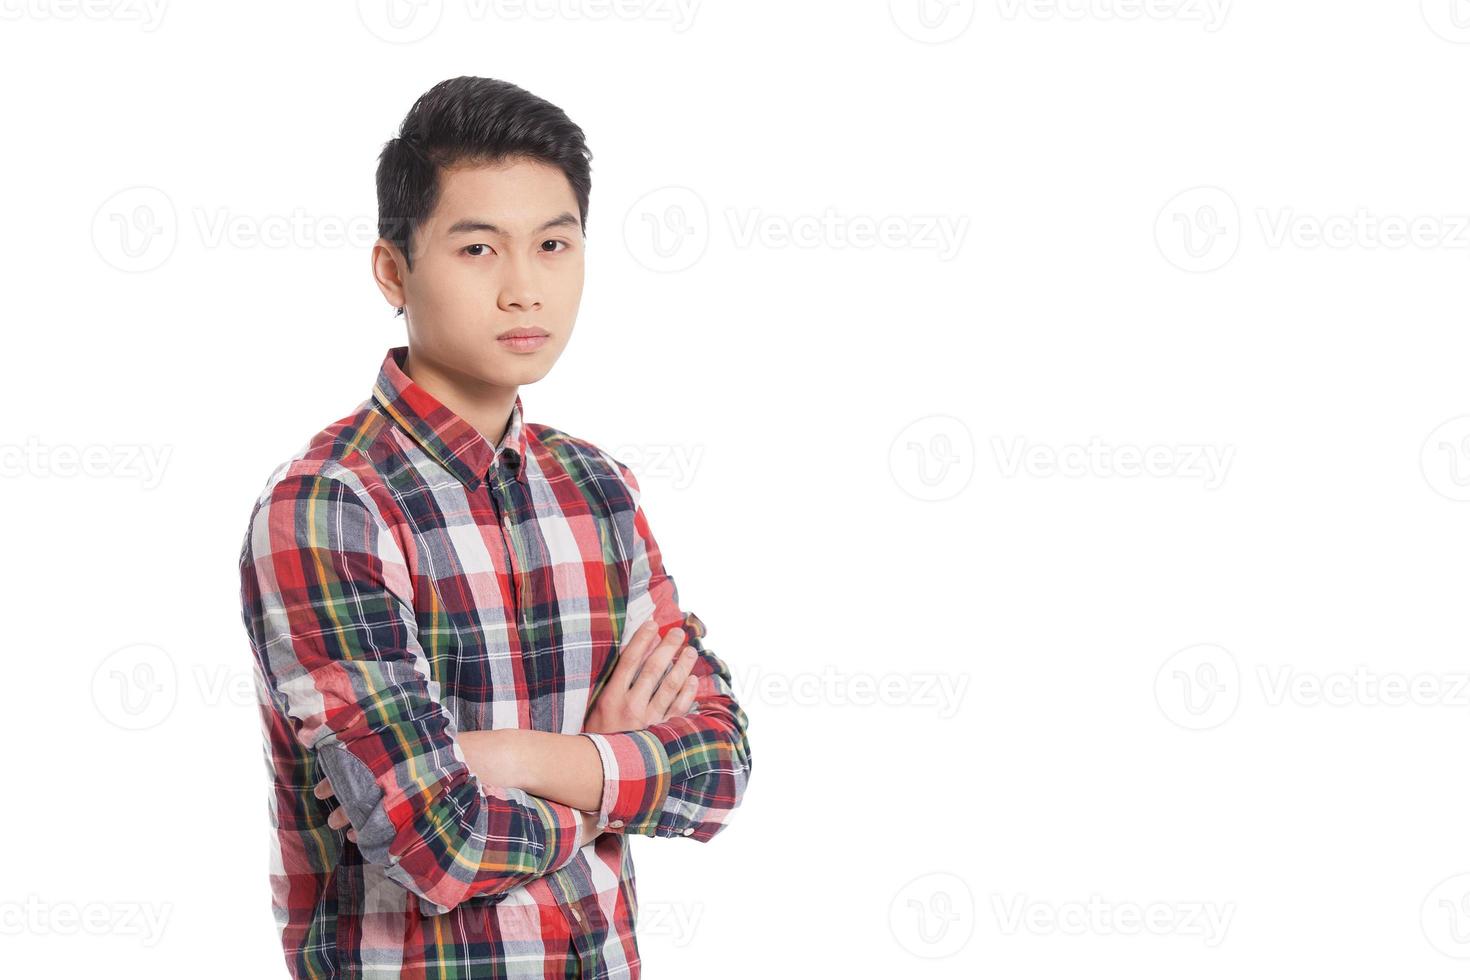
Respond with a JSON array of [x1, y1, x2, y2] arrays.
[[375, 76, 593, 307]]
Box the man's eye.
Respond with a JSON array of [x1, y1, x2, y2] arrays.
[[463, 243, 492, 257], [540, 240, 568, 253]]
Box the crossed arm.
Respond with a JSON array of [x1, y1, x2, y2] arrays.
[[243, 458, 751, 917], [320, 620, 705, 839]]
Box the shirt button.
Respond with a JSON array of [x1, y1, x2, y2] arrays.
[[609, 820, 623, 829], [682, 826, 695, 836]]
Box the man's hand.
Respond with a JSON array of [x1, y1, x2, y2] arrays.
[[585, 621, 700, 734], [315, 776, 358, 843]]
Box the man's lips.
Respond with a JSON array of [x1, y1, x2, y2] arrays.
[[497, 327, 549, 339]]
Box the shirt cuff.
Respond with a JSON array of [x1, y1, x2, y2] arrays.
[[382, 785, 583, 916], [580, 730, 673, 835], [531, 794, 587, 874]]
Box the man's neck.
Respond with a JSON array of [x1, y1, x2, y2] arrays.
[[401, 348, 518, 449]]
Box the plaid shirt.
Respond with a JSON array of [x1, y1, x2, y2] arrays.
[[237, 345, 752, 979]]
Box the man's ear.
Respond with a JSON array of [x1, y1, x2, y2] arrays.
[[370, 237, 408, 312]]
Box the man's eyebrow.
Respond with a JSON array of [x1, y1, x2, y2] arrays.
[[444, 212, 581, 236]]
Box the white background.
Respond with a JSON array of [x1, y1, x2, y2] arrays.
[[4, 1, 1470, 977]]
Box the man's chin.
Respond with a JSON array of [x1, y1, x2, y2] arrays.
[[474, 356, 554, 388]]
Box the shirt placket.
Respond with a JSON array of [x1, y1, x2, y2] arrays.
[[487, 453, 610, 974], [549, 868, 608, 975], [485, 453, 523, 628], [486, 450, 559, 735]]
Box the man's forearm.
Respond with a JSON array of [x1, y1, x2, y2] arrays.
[[459, 729, 605, 813]]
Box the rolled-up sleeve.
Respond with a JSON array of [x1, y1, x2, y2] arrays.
[[582, 454, 753, 840], [238, 464, 582, 916]]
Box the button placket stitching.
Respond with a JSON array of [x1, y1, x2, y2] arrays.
[[486, 454, 522, 627]]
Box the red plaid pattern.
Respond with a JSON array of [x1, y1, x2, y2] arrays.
[[237, 345, 752, 978]]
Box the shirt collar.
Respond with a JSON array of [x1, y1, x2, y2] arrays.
[[370, 345, 528, 490]]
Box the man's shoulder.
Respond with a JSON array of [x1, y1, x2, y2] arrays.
[[528, 421, 630, 479], [245, 398, 396, 515], [526, 421, 644, 515]]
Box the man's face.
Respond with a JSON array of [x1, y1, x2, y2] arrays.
[[384, 156, 585, 388]]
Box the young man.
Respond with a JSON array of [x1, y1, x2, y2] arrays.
[[236, 76, 752, 980]]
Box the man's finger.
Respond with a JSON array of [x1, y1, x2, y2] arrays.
[[608, 620, 661, 689], [664, 675, 699, 720], [313, 778, 331, 799], [629, 627, 684, 706], [648, 645, 697, 719]]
